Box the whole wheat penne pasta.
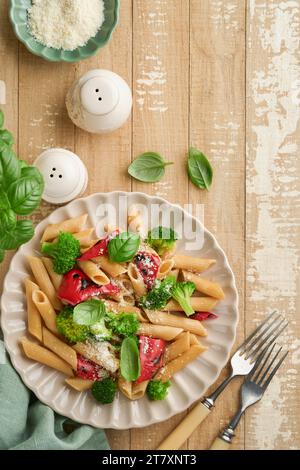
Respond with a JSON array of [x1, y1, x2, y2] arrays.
[[32, 289, 58, 334], [20, 337, 73, 376], [145, 310, 207, 337], [77, 260, 110, 285], [127, 263, 147, 297], [118, 377, 133, 399], [41, 257, 63, 291], [72, 228, 94, 246], [164, 332, 191, 364], [43, 327, 77, 370], [182, 270, 225, 300], [163, 297, 218, 313], [189, 334, 200, 345], [131, 381, 148, 399], [65, 377, 93, 392], [137, 323, 183, 341], [27, 256, 62, 310], [41, 214, 88, 242], [80, 240, 99, 254], [73, 341, 119, 373], [173, 254, 216, 273], [156, 345, 207, 382], [157, 258, 175, 279], [93, 255, 127, 277], [128, 206, 145, 235], [24, 278, 43, 342], [104, 300, 148, 322]]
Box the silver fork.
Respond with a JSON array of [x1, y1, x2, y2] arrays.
[[157, 311, 288, 450], [210, 344, 289, 449]]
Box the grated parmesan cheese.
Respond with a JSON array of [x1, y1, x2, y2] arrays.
[[27, 0, 104, 51]]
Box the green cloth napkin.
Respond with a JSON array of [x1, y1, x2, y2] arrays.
[[0, 338, 110, 450]]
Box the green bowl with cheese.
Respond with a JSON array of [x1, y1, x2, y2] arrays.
[[9, 0, 119, 62]]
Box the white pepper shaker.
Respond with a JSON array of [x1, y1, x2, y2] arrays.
[[66, 69, 132, 134]]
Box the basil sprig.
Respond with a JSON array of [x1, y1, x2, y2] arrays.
[[0, 109, 44, 262], [108, 231, 140, 263], [187, 147, 213, 190], [128, 152, 173, 183], [120, 337, 141, 382], [73, 299, 106, 326]]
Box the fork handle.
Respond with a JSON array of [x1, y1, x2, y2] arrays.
[[157, 401, 211, 450], [210, 437, 231, 450]]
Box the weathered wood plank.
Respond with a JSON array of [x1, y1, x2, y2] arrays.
[[246, 0, 300, 450]]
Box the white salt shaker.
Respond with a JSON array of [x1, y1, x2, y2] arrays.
[[66, 69, 132, 134]]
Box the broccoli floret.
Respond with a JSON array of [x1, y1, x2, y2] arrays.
[[41, 231, 80, 274], [146, 226, 178, 256], [92, 378, 117, 404], [147, 379, 171, 400], [56, 306, 89, 343], [106, 312, 140, 337], [140, 276, 176, 310], [171, 281, 196, 316], [90, 318, 112, 341]]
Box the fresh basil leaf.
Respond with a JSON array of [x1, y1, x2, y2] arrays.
[[0, 146, 20, 189], [0, 109, 4, 128], [187, 147, 213, 190], [0, 129, 14, 147], [0, 209, 16, 231], [18, 160, 29, 171], [21, 165, 44, 187], [7, 176, 43, 215], [108, 232, 140, 263], [0, 187, 10, 210], [0, 219, 34, 250], [0, 248, 5, 263], [120, 337, 141, 382], [73, 299, 106, 326], [128, 152, 173, 183]]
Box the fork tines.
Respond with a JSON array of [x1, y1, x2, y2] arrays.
[[239, 311, 288, 362], [247, 343, 289, 390]]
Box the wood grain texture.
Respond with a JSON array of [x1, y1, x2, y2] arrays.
[[0, 0, 299, 451]]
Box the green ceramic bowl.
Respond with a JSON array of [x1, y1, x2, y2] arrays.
[[10, 0, 119, 62]]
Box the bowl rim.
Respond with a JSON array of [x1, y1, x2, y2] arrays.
[[9, 0, 120, 63]]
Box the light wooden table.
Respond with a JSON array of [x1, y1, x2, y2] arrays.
[[0, 0, 299, 450]]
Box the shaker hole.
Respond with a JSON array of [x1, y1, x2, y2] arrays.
[[52, 168, 56, 171], [59, 175, 63, 179], [50, 174, 54, 178], [95, 89, 99, 93], [98, 97, 102, 101]]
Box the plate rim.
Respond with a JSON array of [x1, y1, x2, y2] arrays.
[[1, 191, 239, 429]]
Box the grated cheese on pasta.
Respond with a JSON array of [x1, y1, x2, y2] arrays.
[[27, 0, 104, 51]]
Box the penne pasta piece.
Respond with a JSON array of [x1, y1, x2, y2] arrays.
[[41, 214, 88, 242], [73, 341, 119, 373], [41, 257, 63, 291], [163, 297, 218, 313], [42, 327, 77, 370], [182, 270, 225, 300], [77, 260, 110, 286], [156, 344, 207, 382], [137, 323, 183, 341], [24, 278, 43, 342], [161, 245, 177, 260], [127, 206, 146, 237], [65, 377, 93, 392], [32, 289, 58, 334], [118, 376, 133, 399], [189, 334, 200, 345], [80, 240, 99, 254], [157, 258, 175, 279], [173, 254, 216, 273], [145, 310, 207, 337], [127, 263, 147, 297], [131, 380, 148, 400], [164, 332, 191, 364], [93, 255, 127, 277], [73, 228, 95, 247], [104, 300, 148, 323], [27, 256, 62, 310], [20, 337, 73, 376]]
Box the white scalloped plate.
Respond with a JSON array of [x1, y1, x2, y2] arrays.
[[1, 192, 238, 429]]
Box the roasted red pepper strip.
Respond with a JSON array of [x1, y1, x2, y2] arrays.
[[57, 268, 120, 306], [76, 354, 108, 381], [191, 312, 218, 321], [77, 229, 120, 261], [134, 251, 160, 289], [136, 335, 165, 383]]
